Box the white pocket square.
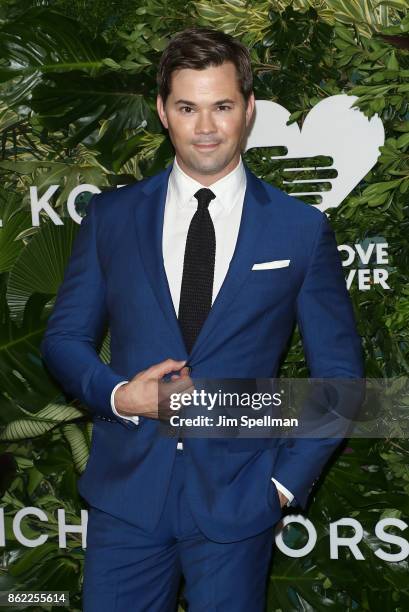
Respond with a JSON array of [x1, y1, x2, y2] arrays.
[[252, 259, 291, 270]]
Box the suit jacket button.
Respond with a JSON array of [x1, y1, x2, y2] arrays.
[[286, 441, 294, 448]]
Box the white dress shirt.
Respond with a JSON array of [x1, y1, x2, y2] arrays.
[[111, 155, 294, 504]]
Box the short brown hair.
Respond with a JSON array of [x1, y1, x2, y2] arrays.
[[157, 27, 253, 105]]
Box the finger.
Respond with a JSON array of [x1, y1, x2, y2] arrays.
[[164, 377, 194, 396], [179, 366, 191, 377], [158, 377, 194, 398], [164, 365, 191, 382], [158, 385, 196, 412], [146, 358, 187, 379]]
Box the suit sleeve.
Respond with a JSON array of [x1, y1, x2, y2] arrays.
[[272, 212, 365, 509], [40, 195, 130, 423]]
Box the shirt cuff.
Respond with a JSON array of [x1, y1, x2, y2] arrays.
[[111, 380, 139, 425], [271, 477, 294, 506]]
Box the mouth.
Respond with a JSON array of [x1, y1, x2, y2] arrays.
[[193, 143, 220, 151]]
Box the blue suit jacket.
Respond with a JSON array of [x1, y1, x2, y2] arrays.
[[40, 163, 364, 542]]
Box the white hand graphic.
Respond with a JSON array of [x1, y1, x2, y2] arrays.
[[245, 95, 385, 212]]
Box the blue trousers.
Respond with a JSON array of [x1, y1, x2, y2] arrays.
[[82, 450, 275, 611]]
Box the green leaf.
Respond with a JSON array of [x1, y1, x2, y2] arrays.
[[0, 9, 110, 95], [0, 189, 30, 273], [0, 7, 159, 170], [9, 542, 56, 577], [62, 423, 90, 473], [6, 216, 80, 326], [397, 132, 409, 148]]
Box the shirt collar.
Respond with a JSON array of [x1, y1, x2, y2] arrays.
[[169, 155, 246, 213]]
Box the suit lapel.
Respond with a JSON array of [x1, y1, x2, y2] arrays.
[[134, 163, 274, 360], [134, 165, 188, 356]]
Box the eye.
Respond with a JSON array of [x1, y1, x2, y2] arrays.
[[217, 105, 232, 111], [180, 106, 194, 113]]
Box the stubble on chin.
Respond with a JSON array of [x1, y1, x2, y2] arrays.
[[185, 150, 234, 177]]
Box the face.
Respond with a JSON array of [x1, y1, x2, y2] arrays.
[[157, 61, 255, 185]]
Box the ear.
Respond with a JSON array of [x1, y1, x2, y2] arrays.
[[245, 92, 255, 127], [156, 95, 169, 129]]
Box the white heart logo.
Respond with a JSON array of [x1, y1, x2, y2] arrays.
[[245, 95, 385, 212]]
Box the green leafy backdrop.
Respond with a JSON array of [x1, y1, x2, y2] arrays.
[[0, 0, 408, 610]]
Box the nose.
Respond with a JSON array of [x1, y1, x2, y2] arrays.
[[195, 110, 216, 135]]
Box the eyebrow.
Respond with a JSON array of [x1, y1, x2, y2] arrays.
[[174, 99, 236, 106]]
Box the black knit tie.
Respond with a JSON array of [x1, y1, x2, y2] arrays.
[[178, 187, 216, 354]]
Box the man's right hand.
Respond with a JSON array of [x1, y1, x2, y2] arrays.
[[113, 358, 194, 421]]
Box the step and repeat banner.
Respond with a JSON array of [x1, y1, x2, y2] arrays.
[[0, 1, 408, 610]]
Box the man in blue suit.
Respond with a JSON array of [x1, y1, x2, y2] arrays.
[[40, 27, 364, 612]]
